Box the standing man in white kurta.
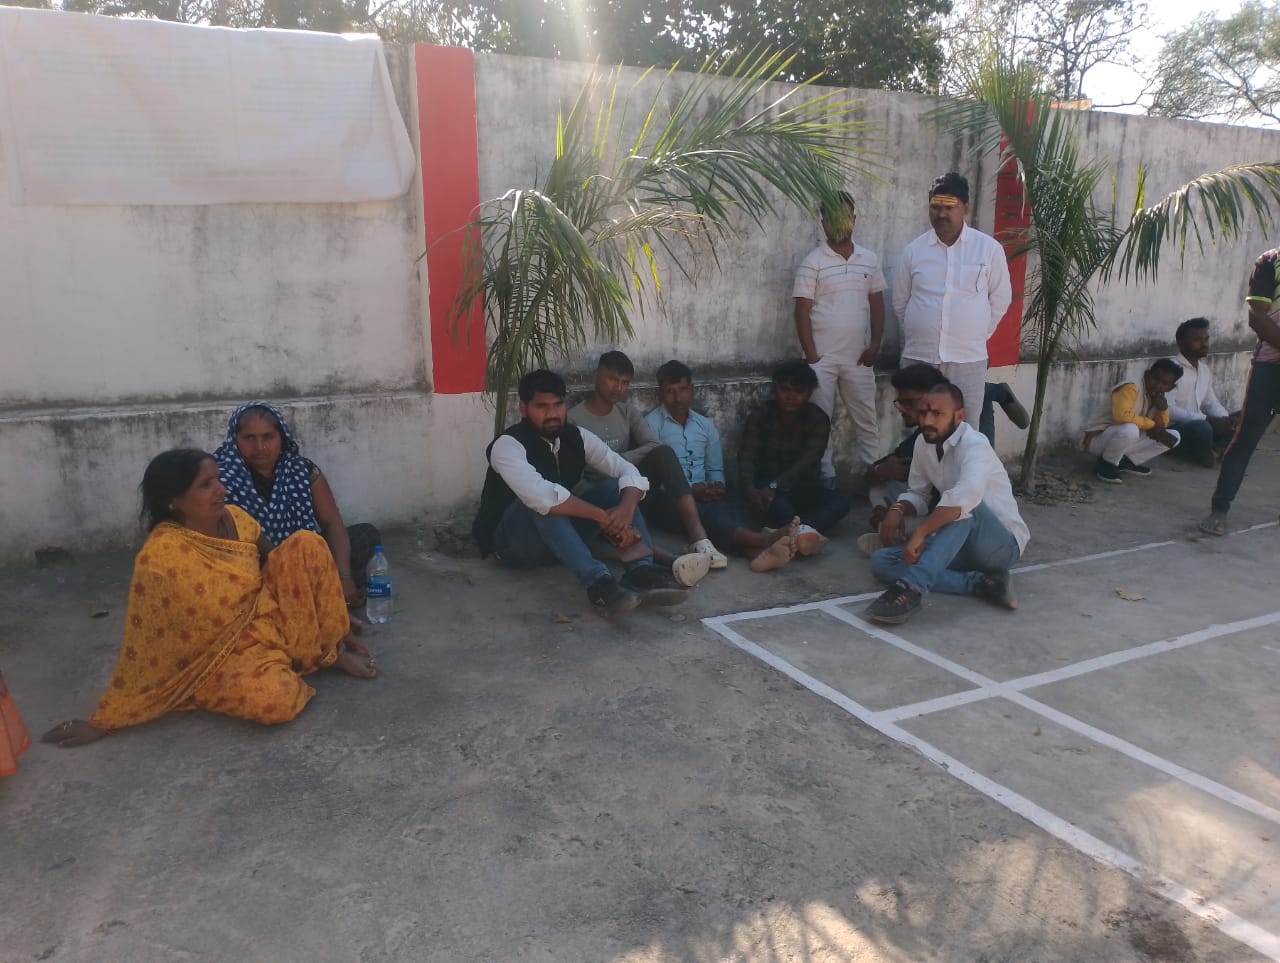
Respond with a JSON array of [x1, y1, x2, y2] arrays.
[[892, 172, 1013, 431], [793, 190, 886, 483]]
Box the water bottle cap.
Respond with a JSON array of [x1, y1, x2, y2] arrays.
[[374, 545, 383, 552]]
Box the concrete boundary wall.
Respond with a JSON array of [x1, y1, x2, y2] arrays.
[[0, 37, 1275, 561]]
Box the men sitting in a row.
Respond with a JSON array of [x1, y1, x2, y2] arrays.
[[643, 360, 800, 572], [1083, 359, 1183, 484], [581, 353, 851, 565], [1167, 317, 1237, 467], [569, 351, 727, 576]]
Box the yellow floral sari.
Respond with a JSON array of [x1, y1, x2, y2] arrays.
[[90, 505, 347, 731]]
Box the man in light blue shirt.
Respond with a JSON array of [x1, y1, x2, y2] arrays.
[[644, 361, 799, 571]]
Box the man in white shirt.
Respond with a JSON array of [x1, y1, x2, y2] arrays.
[[864, 382, 1030, 624], [1167, 317, 1237, 467], [472, 369, 688, 615], [793, 190, 886, 481], [892, 172, 1013, 431]]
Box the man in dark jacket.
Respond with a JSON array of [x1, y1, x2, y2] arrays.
[[473, 369, 687, 615]]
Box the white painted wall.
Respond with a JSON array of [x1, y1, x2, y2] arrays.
[[1, 42, 1275, 560]]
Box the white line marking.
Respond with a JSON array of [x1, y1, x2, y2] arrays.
[[820, 602, 995, 688], [879, 610, 1280, 721], [822, 606, 1280, 826], [706, 620, 1280, 961], [1002, 689, 1280, 827], [1232, 520, 1279, 534], [1011, 539, 1175, 574], [713, 538, 1178, 625]]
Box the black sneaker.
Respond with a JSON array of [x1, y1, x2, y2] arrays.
[[618, 565, 688, 606], [1118, 456, 1151, 476], [863, 580, 922, 624], [1094, 457, 1122, 484], [587, 576, 641, 615], [974, 571, 1017, 610]]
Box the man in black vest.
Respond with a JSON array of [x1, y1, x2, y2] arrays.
[[473, 369, 689, 615]]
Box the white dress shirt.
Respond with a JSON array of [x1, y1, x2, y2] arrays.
[[900, 422, 1030, 552], [1167, 353, 1229, 423], [489, 428, 649, 515], [892, 225, 1013, 364]]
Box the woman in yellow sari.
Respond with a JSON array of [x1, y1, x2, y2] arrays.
[[43, 449, 378, 748]]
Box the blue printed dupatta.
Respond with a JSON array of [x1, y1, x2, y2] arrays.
[[213, 401, 320, 546]]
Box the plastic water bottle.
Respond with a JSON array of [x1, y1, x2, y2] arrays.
[[365, 546, 393, 624]]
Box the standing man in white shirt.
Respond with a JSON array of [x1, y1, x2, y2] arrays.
[[1167, 317, 1238, 467], [793, 190, 886, 483], [863, 382, 1030, 625], [892, 172, 1013, 431], [472, 369, 689, 615]]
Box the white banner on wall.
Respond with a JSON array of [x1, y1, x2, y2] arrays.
[[0, 8, 416, 205]]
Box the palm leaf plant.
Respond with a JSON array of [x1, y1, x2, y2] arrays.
[[451, 49, 879, 433], [932, 57, 1280, 490]]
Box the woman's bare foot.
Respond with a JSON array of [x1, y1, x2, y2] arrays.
[[42, 719, 108, 748], [333, 635, 378, 678], [348, 615, 365, 636], [749, 517, 800, 572]]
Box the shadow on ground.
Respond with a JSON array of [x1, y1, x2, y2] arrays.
[[2, 442, 1276, 962]]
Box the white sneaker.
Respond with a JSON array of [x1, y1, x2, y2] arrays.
[[670, 552, 711, 587], [689, 538, 728, 569]]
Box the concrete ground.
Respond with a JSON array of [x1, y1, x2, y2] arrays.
[[3, 439, 1279, 963]]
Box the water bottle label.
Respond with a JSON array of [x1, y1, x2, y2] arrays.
[[367, 578, 392, 600]]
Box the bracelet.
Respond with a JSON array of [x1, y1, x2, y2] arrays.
[[886, 502, 909, 515]]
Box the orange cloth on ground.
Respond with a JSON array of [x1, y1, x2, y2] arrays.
[[89, 506, 347, 731], [0, 672, 31, 776]]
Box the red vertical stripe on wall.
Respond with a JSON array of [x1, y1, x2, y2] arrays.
[[989, 157, 1028, 368], [416, 44, 486, 394]]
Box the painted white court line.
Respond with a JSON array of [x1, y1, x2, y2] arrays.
[[705, 620, 1280, 961], [717, 522, 1276, 626], [717, 537, 1180, 625], [878, 610, 1280, 723], [725, 601, 1280, 828]]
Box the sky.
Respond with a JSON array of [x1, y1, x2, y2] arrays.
[[1088, 0, 1246, 115]]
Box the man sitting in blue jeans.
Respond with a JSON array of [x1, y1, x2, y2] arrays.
[[865, 382, 1030, 624], [472, 369, 688, 615]]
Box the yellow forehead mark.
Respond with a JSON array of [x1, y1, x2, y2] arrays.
[[929, 195, 962, 208]]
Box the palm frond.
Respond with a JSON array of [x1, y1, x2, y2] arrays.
[[1112, 162, 1280, 281], [448, 48, 884, 429]]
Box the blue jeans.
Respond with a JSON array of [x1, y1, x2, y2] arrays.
[[871, 502, 1021, 596], [490, 480, 655, 587]]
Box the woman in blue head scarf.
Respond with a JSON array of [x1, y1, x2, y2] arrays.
[[214, 402, 381, 606]]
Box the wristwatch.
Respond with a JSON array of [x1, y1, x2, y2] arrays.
[[767, 481, 779, 491]]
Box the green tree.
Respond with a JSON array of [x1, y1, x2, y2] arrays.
[[62, 0, 365, 31], [943, 0, 1145, 104], [1149, 1, 1280, 124], [700, 0, 953, 91], [934, 57, 1280, 489], [450, 50, 878, 432]]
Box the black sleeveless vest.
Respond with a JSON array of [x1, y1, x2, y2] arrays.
[[472, 420, 587, 557]]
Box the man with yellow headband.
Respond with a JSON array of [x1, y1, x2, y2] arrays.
[[891, 172, 1013, 432]]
